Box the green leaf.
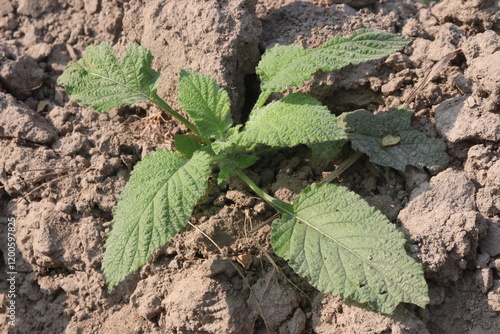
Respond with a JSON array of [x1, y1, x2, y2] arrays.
[[309, 139, 348, 160], [271, 183, 429, 313], [212, 140, 233, 155], [58, 42, 160, 112], [234, 154, 259, 169], [225, 125, 242, 138], [231, 93, 346, 148], [174, 134, 202, 159], [338, 109, 449, 172], [257, 29, 409, 92], [218, 154, 259, 185], [178, 69, 232, 140], [102, 150, 211, 290]]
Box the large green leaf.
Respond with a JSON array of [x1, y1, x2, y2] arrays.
[[338, 109, 449, 172], [178, 69, 232, 140], [231, 93, 346, 148], [102, 150, 211, 289], [271, 183, 429, 313], [257, 29, 409, 92], [58, 42, 159, 112]]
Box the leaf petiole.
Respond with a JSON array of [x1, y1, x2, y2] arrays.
[[235, 169, 293, 215], [150, 93, 211, 145], [252, 90, 272, 112]]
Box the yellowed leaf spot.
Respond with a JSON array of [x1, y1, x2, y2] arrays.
[[381, 134, 401, 147]]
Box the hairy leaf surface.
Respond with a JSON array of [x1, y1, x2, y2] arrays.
[[58, 42, 159, 112], [178, 69, 232, 140], [231, 93, 346, 147], [174, 134, 202, 159], [271, 183, 429, 313], [258, 29, 409, 92], [309, 139, 348, 160], [339, 109, 449, 172], [102, 150, 211, 289]]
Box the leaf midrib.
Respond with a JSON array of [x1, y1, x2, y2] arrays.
[[275, 189, 400, 304], [77, 60, 152, 101]]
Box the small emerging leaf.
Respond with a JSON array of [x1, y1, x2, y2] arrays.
[[271, 183, 429, 313], [338, 109, 449, 172], [178, 69, 232, 140], [102, 150, 211, 290], [231, 93, 346, 148], [258, 29, 409, 92], [58, 42, 160, 112], [218, 154, 259, 185], [225, 125, 242, 138]]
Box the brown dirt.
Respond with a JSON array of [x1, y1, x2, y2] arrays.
[[0, 0, 499, 333]]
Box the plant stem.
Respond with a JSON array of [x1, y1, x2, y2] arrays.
[[252, 90, 272, 111], [150, 94, 211, 145], [235, 169, 292, 215], [235, 169, 273, 203]]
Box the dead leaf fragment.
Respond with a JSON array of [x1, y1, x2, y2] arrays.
[[235, 253, 253, 270], [405, 49, 462, 105], [36, 100, 50, 113]]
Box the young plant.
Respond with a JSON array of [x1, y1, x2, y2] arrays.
[[58, 29, 431, 314]]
